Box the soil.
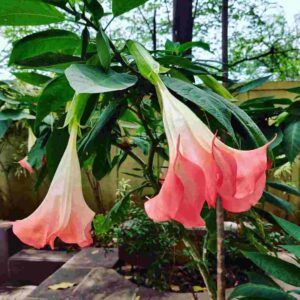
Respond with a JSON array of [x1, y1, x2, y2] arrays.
[[115, 257, 250, 293]]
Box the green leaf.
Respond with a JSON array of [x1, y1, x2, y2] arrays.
[[228, 283, 295, 300], [242, 252, 300, 286], [199, 74, 234, 100], [163, 76, 268, 148], [162, 76, 235, 141], [96, 28, 111, 71], [272, 215, 300, 242], [246, 271, 282, 289], [35, 76, 74, 130], [0, 121, 11, 139], [281, 245, 300, 260], [283, 120, 300, 162], [46, 126, 69, 178], [112, 0, 149, 16], [0, 0, 64, 26], [0, 110, 35, 121], [13, 72, 51, 86], [231, 76, 271, 94], [27, 132, 48, 169], [263, 191, 294, 214], [92, 134, 112, 180], [286, 87, 300, 94], [79, 100, 125, 157], [10, 30, 80, 66], [65, 64, 137, 94], [13, 53, 81, 68], [267, 181, 300, 196], [84, 0, 104, 20], [177, 41, 210, 53], [127, 40, 160, 84]]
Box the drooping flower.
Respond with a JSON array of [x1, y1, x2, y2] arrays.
[[145, 80, 273, 228], [19, 127, 36, 173], [13, 125, 95, 249]]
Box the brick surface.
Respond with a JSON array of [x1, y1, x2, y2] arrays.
[[0, 222, 23, 283], [63, 247, 118, 269], [9, 249, 74, 285]]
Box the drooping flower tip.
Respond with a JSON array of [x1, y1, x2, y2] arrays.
[[19, 158, 34, 174]]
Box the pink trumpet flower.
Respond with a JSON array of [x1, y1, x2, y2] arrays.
[[145, 81, 273, 228], [13, 126, 95, 249]]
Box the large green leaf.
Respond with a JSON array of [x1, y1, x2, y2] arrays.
[[281, 245, 300, 260], [162, 76, 235, 141], [163, 76, 269, 147], [231, 76, 271, 94], [65, 64, 137, 94], [283, 120, 300, 162], [263, 191, 294, 214], [10, 30, 80, 65], [112, 0, 149, 16], [0, 0, 64, 26], [272, 215, 300, 242], [267, 181, 300, 196], [228, 283, 295, 300], [243, 251, 300, 286], [12, 53, 81, 68], [13, 72, 51, 86], [35, 76, 74, 130]]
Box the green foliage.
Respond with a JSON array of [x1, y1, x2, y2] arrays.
[[9, 30, 80, 66], [243, 251, 300, 287], [283, 120, 300, 162], [35, 75, 74, 130], [65, 64, 138, 93], [96, 28, 111, 71], [263, 191, 294, 214], [0, 0, 64, 26], [228, 283, 296, 300], [112, 0, 149, 16], [272, 215, 300, 242]]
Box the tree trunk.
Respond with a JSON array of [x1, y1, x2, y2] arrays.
[[172, 0, 193, 44], [222, 0, 229, 85]]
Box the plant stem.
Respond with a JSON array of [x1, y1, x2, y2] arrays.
[[183, 233, 217, 300], [216, 196, 225, 300]]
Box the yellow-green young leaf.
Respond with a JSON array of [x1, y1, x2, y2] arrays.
[[127, 40, 160, 84], [198, 74, 234, 100], [48, 282, 77, 290], [192, 286, 207, 292], [0, 0, 64, 26], [96, 28, 111, 71]]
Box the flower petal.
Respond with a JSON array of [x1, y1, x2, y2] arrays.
[[19, 157, 34, 173], [145, 140, 206, 228], [213, 136, 273, 212]]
